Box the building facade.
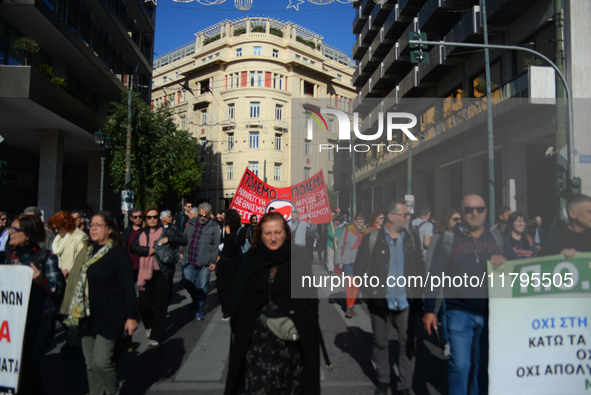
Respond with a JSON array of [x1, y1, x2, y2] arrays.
[[351, 0, 591, 222], [152, 17, 356, 213], [0, 0, 155, 216]]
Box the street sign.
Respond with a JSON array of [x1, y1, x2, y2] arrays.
[[405, 194, 415, 214], [121, 190, 134, 214]]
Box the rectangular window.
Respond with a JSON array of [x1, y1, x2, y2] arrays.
[[228, 103, 235, 119], [310, 60, 315, 66], [208, 55, 213, 60], [295, 55, 301, 60], [328, 119, 334, 133], [303, 57, 308, 63], [176, 72, 179, 79], [328, 148, 334, 160], [236, 48, 242, 57], [337, 74, 342, 82], [233, 73, 239, 88], [305, 140, 311, 156], [253, 46, 261, 55], [304, 167, 311, 179], [227, 162, 234, 180], [275, 133, 282, 151], [275, 104, 283, 120], [163, 76, 167, 83], [227, 133, 234, 150], [181, 116, 186, 130], [274, 164, 281, 181], [304, 81, 314, 97], [215, 52, 220, 57], [250, 102, 260, 118], [272, 49, 278, 58], [249, 132, 259, 149], [201, 110, 208, 126], [250, 71, 255, 87], [257, 71, 262, 87], [327, 172, 333, 187], [248, 161, 259, 176]]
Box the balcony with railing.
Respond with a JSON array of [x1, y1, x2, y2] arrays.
[[486, 0, 539, 26], [360, 16, 380, 46], [417, 45, 456, 83], [354, 71, 534, 179], [443, 6, 481, 56], [353, 5, 367, 34], [370, 1, 394, 29], [418, 0, 465, 35]]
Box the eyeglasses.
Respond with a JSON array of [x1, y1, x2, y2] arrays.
[[8, 226, 22, 233], [185, 206, 192, 209], [394, 213, 411, 218], [377, 216, 384, 220], [89, 223, 107, 228], [451, 217, 461, 222], [198, 214, 208, 218], [145, 215, 158, 220], [0, 217, 6, 221], [72, 216, 82, 221], [132, 215, 142, 219], [463, 206, 486, 214]]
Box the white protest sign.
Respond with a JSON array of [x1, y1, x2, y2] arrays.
[[0, 266, 33, 394], [489, 253, 591, 395]]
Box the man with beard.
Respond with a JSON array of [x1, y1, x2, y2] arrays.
[[179, 203, 220, 320]]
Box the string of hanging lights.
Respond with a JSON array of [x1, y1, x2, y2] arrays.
[[170, 0, 364, 11]]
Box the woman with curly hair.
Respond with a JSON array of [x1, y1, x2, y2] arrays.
[[216, 209, 247, 320], [48, 211, 89, 280]]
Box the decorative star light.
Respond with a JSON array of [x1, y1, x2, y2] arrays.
[[287, 0, 305, 10]]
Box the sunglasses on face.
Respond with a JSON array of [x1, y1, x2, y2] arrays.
[[8, 226, 22, 233], [463, 206, 486, 214], [146, 215, 158, 220], [198, 214, 208, 218], [132, 215, 142, 219], [0, 217, 6, 221], [451, 217, 461, 222]]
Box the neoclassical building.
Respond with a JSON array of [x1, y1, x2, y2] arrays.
[[152, 17, 356, 212]]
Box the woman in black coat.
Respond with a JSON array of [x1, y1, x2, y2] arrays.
[[224, 212, 320, 395], [130, 205, 187, 346], [216, 209, 246, 320]]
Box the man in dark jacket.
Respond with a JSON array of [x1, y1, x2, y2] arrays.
[[179, 203, 220, 320], [529, 215, 545, 253], [423, 194, 517, 395], [175, 201, 192, 232], [354, 199, 425, 395], [122, 207, 143, 281], [541, 194, 591, 257]]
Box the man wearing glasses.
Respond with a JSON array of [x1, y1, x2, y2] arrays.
[[423, 194, 516, 395], [179, 202, 220, 320], [175, 201, 192, 231], [354, 200, 425, 395], [123, 207, 143, 281], [71, 209, 89, 235]]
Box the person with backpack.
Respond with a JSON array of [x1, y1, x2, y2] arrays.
[[423, 195, 517, 395], [410, 203, 434, 256], [354, 200, 425, 395], [4, 214, 64, 394], [504, 212, 536, 259], [216, 209, 246, 320]]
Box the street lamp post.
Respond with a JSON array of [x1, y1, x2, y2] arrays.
[[336, 191, 340, 214], [369, 173, 377, 213], [94, 129, 113, 212]]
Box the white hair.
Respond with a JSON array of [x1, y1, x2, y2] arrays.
[[198, 202, 212, 215], [160, 210, 171, 221]]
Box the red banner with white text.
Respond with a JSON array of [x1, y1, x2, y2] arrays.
[[229, 168, 332, 224]]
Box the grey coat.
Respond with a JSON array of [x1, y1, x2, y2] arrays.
[[335, 226, 365, 266], [180, 218, 220, 267]]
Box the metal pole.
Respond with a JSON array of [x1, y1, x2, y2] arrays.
[[408, 40, 575, 180], [371, 184, 374, 213], [481, 0, 496, 225], [407, 142, 412, 195], [554, 0, 568, 222], [351, 149, 356, 218], [264, 159, 267, 183], [100, 153, 105, 212]]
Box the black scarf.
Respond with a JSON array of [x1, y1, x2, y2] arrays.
[[231, 242, 291, 316]]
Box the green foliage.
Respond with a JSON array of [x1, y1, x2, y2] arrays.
[[432, 109, 445, 123], [103, 92, 204, 208], [252, 26, 265, 33], [296, 36, 316, 50], [474, 79, 488, 95], [203, 34, 221, 46], [523, 56, 544, 71], [269, 28, 283, 37], [460, 90, 471, 98], [12, 37, 39, 66], [234, 28, 246, 36], [37, 64, 67, 88], [327, 188, 337, 211]]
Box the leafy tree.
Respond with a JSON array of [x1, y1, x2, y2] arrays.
[[12, 37, 39, 66], [103, 92, 204, 208], [327, 187, 338, 211]]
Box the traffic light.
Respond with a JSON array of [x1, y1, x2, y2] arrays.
[[568, 177, 582, 196], [409, 32, 429, 64]]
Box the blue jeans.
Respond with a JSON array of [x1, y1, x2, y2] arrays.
[[447, 309, 488, 395], [182, 265, 211, 313]]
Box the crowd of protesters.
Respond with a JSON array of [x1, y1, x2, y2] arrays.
[[0, 192, 590, 395]]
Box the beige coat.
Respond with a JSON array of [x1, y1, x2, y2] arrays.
[[53, 228, 89, 273]]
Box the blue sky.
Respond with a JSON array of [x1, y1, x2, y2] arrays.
[[153, 0, 357, 59]]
